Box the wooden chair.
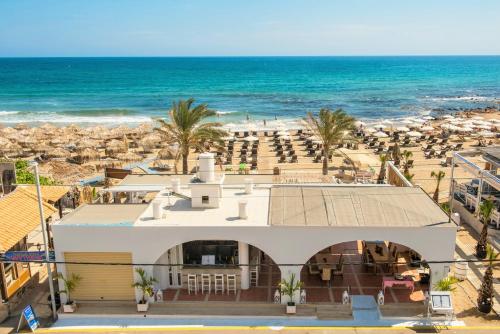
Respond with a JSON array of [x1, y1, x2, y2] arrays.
[[187, 274, 198, 295], [333, 255, 344, 280], [226, 274, 237, 295]]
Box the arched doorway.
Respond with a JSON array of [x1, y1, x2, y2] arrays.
[[152, 239, 281, 303], [301, 240, 428, 304]]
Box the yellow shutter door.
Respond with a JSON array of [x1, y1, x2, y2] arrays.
[[64, 252, 135, 301]]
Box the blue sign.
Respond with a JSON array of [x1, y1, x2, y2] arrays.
[[2, 251, 55, 262], [22, 305, 39, 332]]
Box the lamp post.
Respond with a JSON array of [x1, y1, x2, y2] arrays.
[[30, 161, 58, 321]]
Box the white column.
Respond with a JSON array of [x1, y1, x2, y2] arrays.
[[428, 263, 450, 289], [238, 242, 250, 290], [279, 265, 302, 305], [475, 173, 484, 215]]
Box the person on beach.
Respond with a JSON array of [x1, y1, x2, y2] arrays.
[[263, 119, 267, 126], [246, 114, 249, 121]]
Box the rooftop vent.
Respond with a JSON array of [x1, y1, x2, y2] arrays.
[[198, 152, 215, 182], [171, 178, 181, 193], [238, 200, 248, 219], [152, 200, 163, 219], [244, 178, 253, 194]]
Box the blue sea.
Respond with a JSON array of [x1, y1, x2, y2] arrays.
[[0, 56, 499, 126]]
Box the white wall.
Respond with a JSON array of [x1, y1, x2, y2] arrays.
[[53, 223, 457, 301]]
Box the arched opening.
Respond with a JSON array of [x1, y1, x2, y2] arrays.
[[300, 240, 428, 304], [153, 240, 281, 303]]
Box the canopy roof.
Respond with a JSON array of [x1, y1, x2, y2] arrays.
[[0, 188, 57, 252], [19, 185, 71, 203], [269, 185, 451, 228]]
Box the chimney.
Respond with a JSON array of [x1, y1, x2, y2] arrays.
[[238, 200, 248, 219], [152, 200, 162, 219], [244, 178, 253, 194], [198, 152, 215, 182], [171, 178, 181, 193]]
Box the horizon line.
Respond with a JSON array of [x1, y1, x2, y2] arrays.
[[1, 54, 500, 59]]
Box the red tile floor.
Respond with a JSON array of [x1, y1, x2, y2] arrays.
[[162, 241, 427, 304]]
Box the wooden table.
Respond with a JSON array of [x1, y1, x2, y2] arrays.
[[382, 276, 414, 293], [365, 241, 389, 274]]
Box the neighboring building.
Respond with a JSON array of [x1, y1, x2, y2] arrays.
[[53, 153, 456, 307], [451, 147, 500, 247], [0, 186, 70, 302]]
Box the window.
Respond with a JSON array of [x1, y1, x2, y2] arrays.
[[202, 195, 209, 204]]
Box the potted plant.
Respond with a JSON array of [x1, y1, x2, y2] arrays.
[[278, 273, 303, 314], [132, 268, 157, 312], [477, 244, 499, 314], [56, 273, 82, 313], [433, 276, 459, 291], [476, 198, 494, 259]]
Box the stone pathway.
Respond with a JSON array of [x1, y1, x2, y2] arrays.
[[454, 226, 500, 316]]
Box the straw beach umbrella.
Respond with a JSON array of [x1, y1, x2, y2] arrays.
[[396, 126, 410, 132], [47, 147, 71, 159], [77, 148, 100, 163], [117, 151, 142, 162]]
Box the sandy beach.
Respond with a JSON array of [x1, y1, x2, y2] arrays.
[[1, 108, 498, 203]]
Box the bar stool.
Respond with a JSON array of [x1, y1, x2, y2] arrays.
[[250, 267, 259, 287], [201, 273, 211, 294], [187, 274, 198, 295], [214, 274, 224, 294], [226, 274, 237, 295]]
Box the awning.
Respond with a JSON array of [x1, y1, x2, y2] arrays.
[[18, 185, 71, 203]]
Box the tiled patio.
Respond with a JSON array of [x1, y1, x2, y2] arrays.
[[162, 241, 427, 305], [300, 241, 428, 304]]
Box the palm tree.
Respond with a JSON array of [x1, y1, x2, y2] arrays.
[[430, 170, 446, 202], [404, 170, 414, 183], [305, 108, 356, 175], [478, 244, 499, 313], [155, 99, 228, 174], [476, 198, 495, 259], [402, 150, 413, 174], [377, 154, 389, 184]]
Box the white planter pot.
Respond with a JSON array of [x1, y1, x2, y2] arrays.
[[286, 304, 296, 314], [137, 302, 149, 312], [63, 302, 77, 313]]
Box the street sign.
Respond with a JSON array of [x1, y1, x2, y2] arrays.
[[1, 251, 55, 262], [17, 305, 39, 333]]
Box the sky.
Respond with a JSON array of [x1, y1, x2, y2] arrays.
[[0, 0, 499, 57]]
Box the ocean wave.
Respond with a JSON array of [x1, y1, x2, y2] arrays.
[[427, 96, 498, 102], [215, 110, 239, 115], [0, 110, 153, 125], [57, 108, 140, 116], [0, 110, 21, 115]]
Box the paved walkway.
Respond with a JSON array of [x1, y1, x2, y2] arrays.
[[454, 225, 500, 316]]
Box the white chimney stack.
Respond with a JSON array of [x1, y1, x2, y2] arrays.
[[244, 178, 253, 194], [152, 200, 162, 219], [171, 178, 181, 193], [198, 152, 215, 182], [238, 200, 248, 219]]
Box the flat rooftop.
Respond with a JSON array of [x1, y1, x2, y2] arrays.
[[57, 204, 148, 226], [482, 146, 500, 166], [269, 185, 451, 228], [135, 186, 270, 227]]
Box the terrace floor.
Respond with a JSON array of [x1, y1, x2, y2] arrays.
[[161, 241, 427, 305]]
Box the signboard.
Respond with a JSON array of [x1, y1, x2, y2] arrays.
[[2, 251, 55, 262], [17, 305, 39, 333]]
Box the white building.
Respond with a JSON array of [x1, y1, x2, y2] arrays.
[[53, 153, 456, 306]]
